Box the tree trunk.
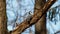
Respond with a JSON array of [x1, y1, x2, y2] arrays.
[[34, 0, 46, 34], [0, 0, 8, 34]]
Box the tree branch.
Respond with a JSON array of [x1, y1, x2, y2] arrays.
[[11, 0, 57, 34]]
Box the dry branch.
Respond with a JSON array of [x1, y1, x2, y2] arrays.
[[11, 0, 57, 34]]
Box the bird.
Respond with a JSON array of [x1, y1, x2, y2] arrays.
[[26, 11, 32, 24]]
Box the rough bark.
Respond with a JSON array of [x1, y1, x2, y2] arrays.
[[0, 0, 8, 34], [34, 0, 46, 34], [11, 0, 56, 34]]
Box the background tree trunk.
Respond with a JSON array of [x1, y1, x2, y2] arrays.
[[34, 0, 46, 34], [0, 0, 8, 34]]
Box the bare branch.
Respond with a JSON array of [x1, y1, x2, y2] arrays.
[[11, 0, 57, 34]]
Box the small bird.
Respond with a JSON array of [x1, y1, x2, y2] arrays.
[[26, 11, 32, 24]]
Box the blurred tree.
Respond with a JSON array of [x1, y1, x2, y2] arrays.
[[47, 5, 60, 34], [34, 0, 46, 34], [0, 0, 8, 34], [48, 6, 60, 25]]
